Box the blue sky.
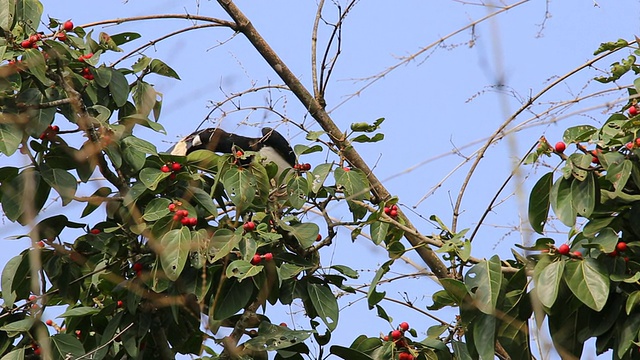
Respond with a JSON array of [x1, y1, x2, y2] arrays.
[[4, 1, 640, 358]]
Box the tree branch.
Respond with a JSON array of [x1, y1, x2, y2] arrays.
[[216, 0, 452, 279]]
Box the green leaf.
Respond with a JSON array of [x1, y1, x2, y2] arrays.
[[244, 322, 314, 352], [1, 255, 22, 307], [0, 348, 25, 360], [81, 187, 112, 217], [330, 265, 358, 279], [16, 0, 43, 36], [0, 0, 15, 30], [593, 227, 618, 253], [310, 162, 332, 193], [51, 333, 85, 358], [550, 176, 576, 227], [209, 229, 242, 262], [132, 81, 158, 117], [617, 313, 640, 355], [58, 306, 101, 318], [0, 123, 21, 156], [308, 283, 339, 331], [23, 48, 53, 86], [440, 278, 470, 306], [139, 167, 170, 191], [108, 68, 129, 107], [464, 255, 502, 314], [287, 176, 309, 209], [571, 172, 595, 217], [150, 58, 181, 79], [279, 222, 319, 249], [626, 290, 640, 315], [536, 259, 564, 308], [159, 227, 191, 281], [143, 197, 171, 221], [329, 345, 374, 360], [563, 258, 609, 311], [473, 312, 496, 360], [367, 260, 392, 309], [40, 164, 77, 206], [211, 279, 253, 320], [222, 167, 256, 212], [606, 159, 632, 197], [0, 319, 33, 335], [110, 32, 141, 46], [563, 125, 597, 143], [451, 340, 474, 360], [186, 186, 217, 216], [351, 133, 384, 143], [334, 167, 370, 200], [528, 172, 552, 234], [225, 259, 263, 281]]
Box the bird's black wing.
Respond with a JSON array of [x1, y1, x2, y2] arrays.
[[260, 127, 296, 167]]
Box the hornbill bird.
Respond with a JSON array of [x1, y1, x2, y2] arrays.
[[168, 127, 296, 176]]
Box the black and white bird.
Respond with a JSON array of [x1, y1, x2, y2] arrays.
[[168, 127, 296, 176]]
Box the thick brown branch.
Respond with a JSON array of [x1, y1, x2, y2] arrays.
[[216, 0, 451, 279]]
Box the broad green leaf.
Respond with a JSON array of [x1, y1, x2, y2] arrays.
[[451, 340, 474, 360], [606, 159, 632, 196], [23, 48, 53, 86], [133, 81, 157, 117], [244, 322, 313, 352], [1, 255, 22, 307], [550, 176, 576, 227], [81, 187, 112, 217], [351, 133, 384, 143], [0, 318, 33, 335], [58, 306, 101, 318], [93, 66, 113, 88], [367, 260, 392, 309], [528, 172, 552, 234], [563, 258, 609, 311], [51, 333, 85, 358], [279, 222, 319, 249], [110, 32, 141, 46], [209, 229, 242, 262], [132, 55, 152, 73], [334, 167, 370, 200], [294, 144, 323, 156], [571, 172, 595, 217], [122, 135, 157, 155], [617, 313, 640, 355], [143, 197, 171, 221], [186, 186, 217, 216], [0, 0, 15, 30], [222, 167, 256, 212], [0, 348, 24, 360], [139, 167, 170, 191], [307, 283, 339, 331], [40, 164, 77, 205], [566, 153, 592, 181], [0, 123, 21, 156], [473, 312, 496, 360], [464, 255, 502, 314], [370, 221, 389, 245], [329, 346, 373, 360], [330, 265, 358, 279], [287, 175, 309, 209], [626, 290, 640, 315], [94, 312, 123, 360], [108, 68, 129, 107], [150, 58, 181, 79], [16, 0, 42, 30], [225, 259, 263, 281], [439, 278, 469, 306], [563, 125, 597, 143], [159, 227, 191, 281], [536, 260, 564, 308], [211, 279, 253, 320], [310, 162, 332, 193], [592, 227, 618, 253]]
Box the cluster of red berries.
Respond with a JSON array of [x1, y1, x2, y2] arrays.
[[20, 33, 43, 49], [243, 221, 256, 232], [608, 241, 630, 260], [31, 343, 41, 356], [381, 322, 413, 360], [81, 67, 94, 80], [384, 204, 399, 218], [250, 252, 274, 265], [133, 262, 144, 276], [294, 163, 312, 171], [625, 138, 640, 150], [161, 162, 182, 173], [78, 53, 93, 63], [629, 105, 638, 117], [557, 244, 581, 258], [170, 206, 197, 226], [39, 124, 59, 140]]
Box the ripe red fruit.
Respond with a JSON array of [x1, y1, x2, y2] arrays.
[[36, 241, 45, 248], [181, 217, 190, 225], [384, 206, 391, 215], [168, 203, 176, 212], [243, 221, 256, 232], [391, 329, 402, 340], [398, 353, 414, 360], [45, 319, 53, 326], [51, 125, 59, 132], [399, 321, 409, 331], [626, 142, 634, 150], [21, 39, 32, 48], [303, 163, 312, 171], [34, 347, 41, 356], [179, 209, 189, 217], [236, 150, 244, 157], [389, 209, 398, 218], [629, 105, 638, 117], [90, 228, 101, 235], [63, 20, 74, 31], [279, 322, 287, 327], [554, 141, 566, 153], [573, 251, 582, 258], [617, 242, 628, 252], [57, 32, 67, 41], [29, 295, 37, 301], [133, 263, 143, 272], [343, 167, 350, 172], [116, 300, 123, 308], [592, 156, 599, 164], [263, 253, 273, 261], [171, 162, 182, 172], [29, 34, 39, 43], [635, 138, 640, 147], [251, 254, 262, 265], [383, 335, 389, 341], [188, 217, 198, 226], [173, 214, 181, 222], [316, 234, 322, 241], [558, 244, 570, 255], [161, 164, 171, 173], [608, 250, 619, 257]]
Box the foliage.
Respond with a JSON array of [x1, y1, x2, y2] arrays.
[[1, 1, 640, 359]]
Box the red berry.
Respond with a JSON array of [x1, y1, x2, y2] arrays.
[[133, 263, 143, 272], [84, 53, 93, 59], [29, 295, 37, 301], [558, 244, 570, 255], [45, 319, 53, 326], [279, 322, 287, 327], [169, 173, 176, 180], [51, 125, 59, 132], [617, 242, 628, 252], [263, 253, 273, 261], [173, 214, 181, 222], [398, 353, 414, 360], [63, 20, 74, 31], [236, 150, 244, 157], [343, 167, 350, 172], [90, 228, 101, 234], [251, 254, 262, 265], [383, 335, 389, 341], [116, 300, 123, 308], [181, 217, 190, 225], [161, 164, 171, 173], [608, 250, 619, 257], [626, 142, 634, 150], [75, 330, 81, 336], [304, 163, 311, 171], [189, 217, 198, 226], [625, 257, 630, 262], [389, 209, 398, 218], [573, 251, 582, 258], [179, 210, 189, 217], [57, 32, 67, 41], [316, 234, 322, 241], [554, 141, 566, 153], [243, 221, 256, 232], [630, 105, 638, 117], [391, 329, 402, 340], [21, 39, 32, 48], [168, 203, 176, 212], [384, 206, 391, 215], [592, 156, 599, 164], [391, 205, 398, 211], [171, 162, 182, 172], [34, 347, 41, 356], [635, 138, 640, 147], [29, 34, 39, 43], [399, 322, 409, 332], [36, 241, 45, 248]]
